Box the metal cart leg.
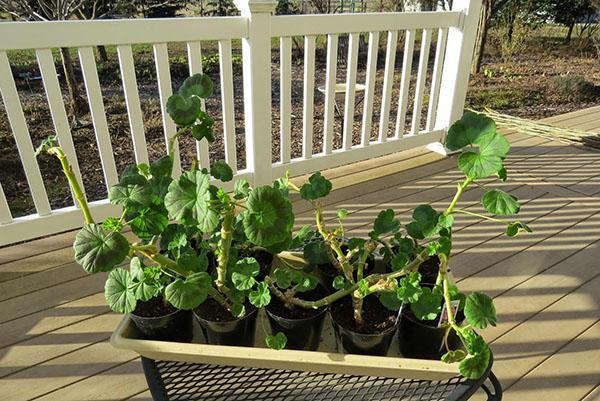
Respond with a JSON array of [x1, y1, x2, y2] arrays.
[[479, 371, 503, 401]]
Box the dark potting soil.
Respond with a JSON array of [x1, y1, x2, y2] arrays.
[[418, 255, 440, 285], [267, 285, 328, 320], [134, 297, 177, 318], [194, 298, 256, 322], [331, 295, 397, 335]]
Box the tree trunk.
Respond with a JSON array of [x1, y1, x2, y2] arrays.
[[471, 0, 491, 74], [566, 23, 575, 43], [59, 47, 86, 121], [97, 45, 108, 63]]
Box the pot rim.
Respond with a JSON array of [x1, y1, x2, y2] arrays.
[[193, 303, 258, 324], [130, 306, 185, 321], [329, 309, 398, 337], [266, 302, 328, 323]]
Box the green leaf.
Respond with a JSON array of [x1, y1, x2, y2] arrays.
[[406, 205, 439, 240], [244, 186, 294, 247], [120, 165, 147, 186], [356, 279, 370, 298], [108, 184, 151, 209], [35, 135, 58, 156], [104, 268, 136, 313], [441, 349, 467, 364], [464, 292, 496, 329], [299, 172, 332, 200], [372, 209, 401, 236], [459, 343, 491, 379], [102, 217, 123, 232], [411, 286, 442, 320], [497, 167, 508, 181], [391, 253, 409, 271], [506, 221, 532, 237], [273, 268, 293, 289], [265, 332, 287, 350], [396, 272, 423, 303], [347, 238, 366, 250], [379, 290, 402, 311], [150, 156, 173, 178], [177, 251, 208, 273], [303, 241, 330, 265], [332, 275, 348, 290], [231, 303, 246, 318], [166, 94, 201, 126], [210, 160, 233, 182], [164, 170, 219, 233], [129, 207, 169, 240], [191, 111, 215, 143], [74, 224, 130, 274], [179, 73, 214, 99], [230, 257, 260, 291], [427, 237, 452, 257], [295, 275, 318, 292], [131, 280, 160, 302], [289, 225, 314, 249], [233, 179, 250, 200], [336, 209, 348, 219], [165, 272, 212, 310], [482, 189, 520, 216], [446, 112, 497, 151], [438, 214, 454, 229], [248, 282, 271, 308], [457, 133, 510, 179]]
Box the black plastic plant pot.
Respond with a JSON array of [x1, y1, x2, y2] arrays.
[[130, 309, 193, 343], [265, 286, 329, 351], [330, 296, 398, 356], [193, 305, 258, 346], [397, 307, 464, 360]]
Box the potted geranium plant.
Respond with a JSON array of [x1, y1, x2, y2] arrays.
[[263, 111, 530, 379], [36, 73, 294, 347]]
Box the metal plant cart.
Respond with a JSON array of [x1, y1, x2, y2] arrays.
[[141, 356, 502, 401]]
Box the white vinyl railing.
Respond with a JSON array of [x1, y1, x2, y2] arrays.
[[0, 0, 482, 246]]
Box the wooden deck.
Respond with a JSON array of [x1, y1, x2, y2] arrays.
[[1, 106, 600, 401]]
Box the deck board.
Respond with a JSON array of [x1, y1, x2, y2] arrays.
[[1, 106, 599, 400]]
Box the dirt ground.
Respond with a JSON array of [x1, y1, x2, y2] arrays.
[[1, 29, 599, 218]]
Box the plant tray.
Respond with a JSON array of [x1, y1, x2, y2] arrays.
[[111, 312, 462, 382]]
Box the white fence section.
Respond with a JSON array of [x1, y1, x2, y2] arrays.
[[0, 0, 482, 246]]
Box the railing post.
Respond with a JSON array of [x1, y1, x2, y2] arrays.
[[429, 0, 482, 155], [234, 0, 277, 186]]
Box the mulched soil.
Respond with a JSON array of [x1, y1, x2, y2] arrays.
[[331, 294, 397, 334]]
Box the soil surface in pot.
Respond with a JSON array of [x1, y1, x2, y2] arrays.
[[267, 285, 328, 319], [418, 255, 440, 285], [194, 298, 256, 322], [133, 297, 177, 318], [331, 295, 397, 334]]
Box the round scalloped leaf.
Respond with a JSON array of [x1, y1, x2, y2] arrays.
[[129, 207, 169, 240], [210, 160, 233, 182], [379, 291, 402, 311], [179, 74, 214, 99], [464, 292, 496, 329], [108, 184, 151, 209], [273, 268, 293, 289], [459, 345, 491, 379], [248, 282, 271, 308], [410, 286, 442, 321], [506, 221, 532, 237], [74, 224, 130, 274], [265, 332, 287, 350], [372, 209, 401, 236], [104, 268, 136, 313], [299, 172, 332, 200], [165, 272, 211, 310], [166, 94, 201, 126], [303, 240, 330, 265], [164, 170, 219, 233], [243, 186, 294, 247], [191, 111, 215, 143], [457, 133, 510, 179], [482, 189, 520, 216], [150, 156, 173, 178], [445, 111, 496, 151], [441, 349, 467, 364]]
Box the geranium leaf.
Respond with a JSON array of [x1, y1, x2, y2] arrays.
[[295, 275, 318, 292], [166, 94, 201, 126], [299, 172, 332, 200], [441, 349, 467, 363], [177, 251, 208, 273], [179, 73, 214, 99], [265, 332, 287, 350], [210, 160, 233, 182], [357, 279, 370, 298], [119, 164, 147, 186], [372, 209, 401, 236], [104, 268, 136, 313], [191, 111, 215, 143], [230, 257, 260, 291], [248, 282, 271, 308], [380, 291, 402, 311], [74, 224, 130, 274], [150, 156, 173, 178], [333, 275, 348, 290], [129, 207, 169, 240], [165, 272, 211, 310], [244, 186, 294, 247], [108, 184, 151, 209], [164, 170, 219, 233], [410, 286, 442, 320], [233, 179, 250, 199], [406, 205, 439, 240], [231, 303, 245, 318], [482, 189, 520, 216], [303, 241, 330, 265], [464, 292, 496, 329], [446, 111, 497, 151], [506, 221, 532, 237], [396, 272, 423, 303], [273, 268, 293, 289], [459, 342, 491, 379]]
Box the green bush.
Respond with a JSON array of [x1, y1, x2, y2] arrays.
[[551, 75, 599, 102]]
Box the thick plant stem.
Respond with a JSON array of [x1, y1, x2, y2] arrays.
[[207, 287, 233, 312], [134, 246, 190, 277], [315, 204, 354, 282], [215, 209, 234, 294], [352, 295, 364, 326], [49, 147, 94, 224], [445, 177, 472, 216]]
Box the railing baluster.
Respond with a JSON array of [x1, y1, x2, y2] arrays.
[[0, 183, 12, 224], [78, 46, 119, 188], [0, 52, 51, 216], [187, 41, 210, 169], [153, 43, 181, 176], [395, 29, 416, 138], [426, 28, 448, 132], [36, 48, 83, 203], [218, 39, 237, 174], [360, 31, 379, 147], [378, 30, 398, 142], [342, 32, 360, 151], [302, 35, 316, 159], [280, 37, 292, 164], [117, 45, 149, 165], [323, 33, 338, 155], [410, 29, 432, 136]]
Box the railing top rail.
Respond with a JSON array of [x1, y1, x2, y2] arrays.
[[0, 16, 248, 50], [270, 11, 463, 37]]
